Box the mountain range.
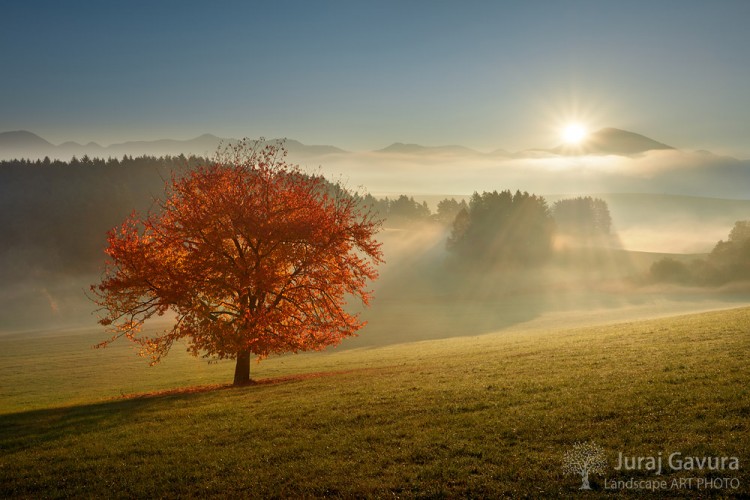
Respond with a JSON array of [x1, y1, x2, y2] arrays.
[[0, 128, 688, 161], [0, 131, 347, 161]]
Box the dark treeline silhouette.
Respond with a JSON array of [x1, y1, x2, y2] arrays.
[[0, 155, 206, 279], [1, 152, 618, 280], [447, 190, 555, 266], [359, 194, 429, 224], [0, 155, 467, 283], [0, 151, 619, 282], [650, 220, 750, 285], [358, 194, 467, 226]]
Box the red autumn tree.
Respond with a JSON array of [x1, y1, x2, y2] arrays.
[[91, 140, 383, 385]]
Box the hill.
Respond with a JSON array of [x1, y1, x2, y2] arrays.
[[1, 307, 748, 496], [553, 127, 675, 156], [556, 193, 750, 253], [0, 131, 56, 158], [376, 142, 484, 156], [0, 131, 346, 160], [0, 130, 53, 149]]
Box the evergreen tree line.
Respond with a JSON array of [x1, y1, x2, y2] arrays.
[[0, 155, 613, 279], [358, 194, 468, 225], [0, 155, 206, 278], [357, 194, 613, 238]]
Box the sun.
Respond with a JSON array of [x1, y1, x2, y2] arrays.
[[561, 123, 588, 145]]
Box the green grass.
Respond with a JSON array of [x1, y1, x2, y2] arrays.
[[1, 307, 749, 497]]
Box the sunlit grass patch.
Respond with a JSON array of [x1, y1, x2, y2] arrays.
[[1, 307, 748, 496]]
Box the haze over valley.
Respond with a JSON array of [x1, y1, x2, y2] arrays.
[[2, 2, 750, 496], [1, 127, 749, 335]]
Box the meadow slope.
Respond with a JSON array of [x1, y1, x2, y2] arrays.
[[1, 307, 748, 497]]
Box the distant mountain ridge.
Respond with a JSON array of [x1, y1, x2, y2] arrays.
[[0, 127, 725, 161], [0, 130, 56, 150], [0, 131, 347, 160], [375, 128, 678, 158], [377, 142, 481, 156], [552, 128, 675, 156]]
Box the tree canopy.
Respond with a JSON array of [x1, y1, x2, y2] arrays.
[[435, 198, 468, 224], [552, 196, 612, 236], [446, 190, 554, 266], [708, 220, 750, 282], [91, 141, 383, 384]]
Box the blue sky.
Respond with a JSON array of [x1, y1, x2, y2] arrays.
[[2, 1, 749, 155]]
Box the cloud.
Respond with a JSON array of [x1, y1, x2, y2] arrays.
[[311, 149, 750, 199]]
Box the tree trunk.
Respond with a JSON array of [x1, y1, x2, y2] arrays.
[[580, 470, 591, 490], [233, 349, 251, 385]]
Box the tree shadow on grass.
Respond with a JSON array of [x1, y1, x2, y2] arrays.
[[0, 367, 383, 455], [0, 388, 223, 455]]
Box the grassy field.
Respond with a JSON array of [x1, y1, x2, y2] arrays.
[[1, 307, 748, 497]]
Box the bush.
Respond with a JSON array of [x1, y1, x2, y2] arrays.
[[650, 258, 691, 284]]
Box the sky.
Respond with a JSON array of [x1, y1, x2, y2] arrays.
[[2, 0, 750, 156]]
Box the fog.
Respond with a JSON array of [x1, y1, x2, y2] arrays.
[[1, 148, 749, 346], [2, 213, 749, 349], [303, 149, 750, 254], [308, 148, 750, 199], [340, 220, 750, 349]]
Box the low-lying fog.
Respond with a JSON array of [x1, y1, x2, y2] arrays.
[[310, 147, 750, 254], [308, 148, 750, 200], [2, 147, 749, 346], [339, 220, 750, 349]]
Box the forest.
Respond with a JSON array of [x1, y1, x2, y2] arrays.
[[0, 156, 608, 278]]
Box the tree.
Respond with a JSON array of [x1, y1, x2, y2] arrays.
[[435, 197, 468, 224], [562, 441, 607, 490], [387, 195, 431, 222], [447, 190, 554, 266], [358, 193, 389, 220], [649, 257, 691, 284], [728, 220, 750, 244], [91, 140, 383, 385], [709, 220, 750, 282], [552, 196, 612, 236]]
